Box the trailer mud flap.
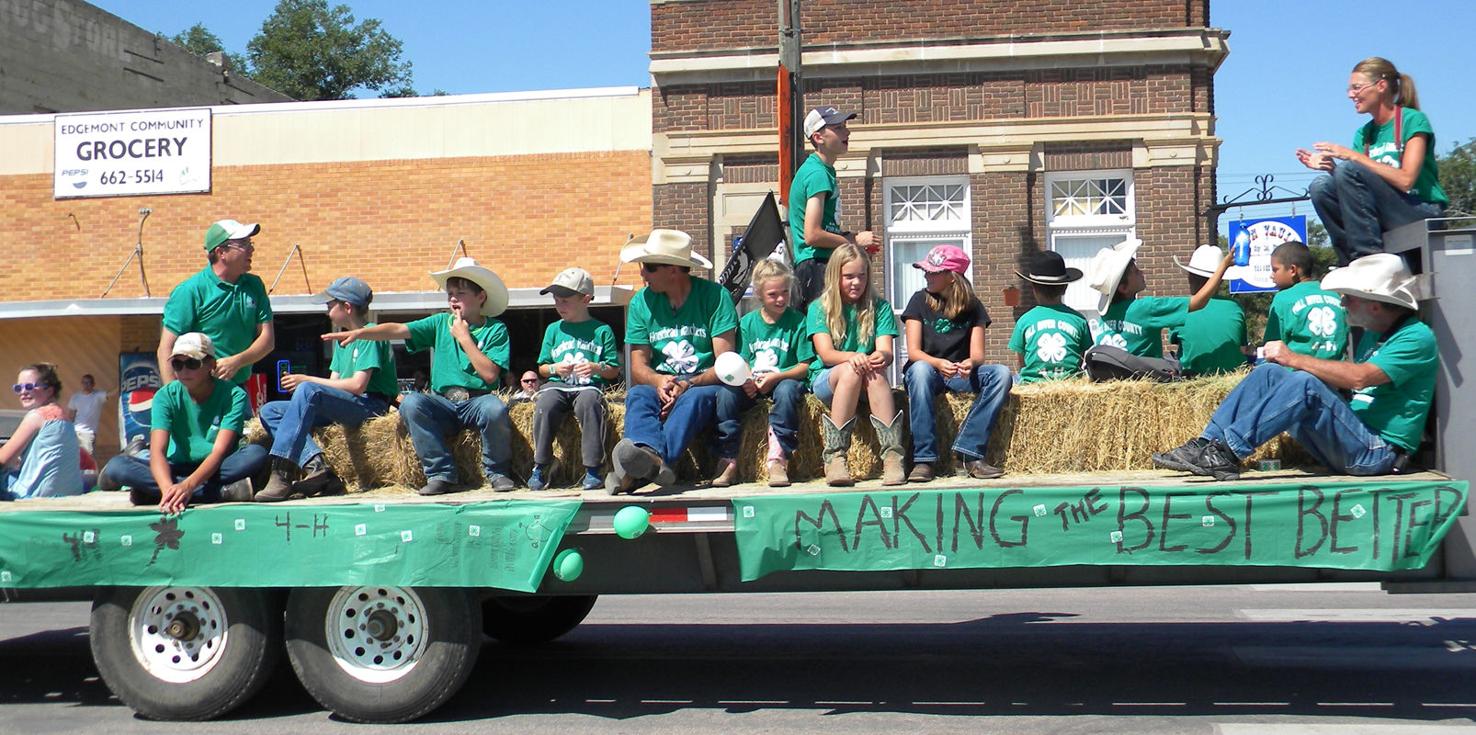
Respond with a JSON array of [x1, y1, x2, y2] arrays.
[[732, 480, 1467, 582], [0, 500, 581, 592]]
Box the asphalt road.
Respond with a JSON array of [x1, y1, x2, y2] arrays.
[[3, 584, 1476, 734]]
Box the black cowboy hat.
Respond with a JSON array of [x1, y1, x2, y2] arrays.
[[1016, 250, 1083, 285]]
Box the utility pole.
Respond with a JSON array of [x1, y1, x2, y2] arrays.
[[777, 0, 803, 205]]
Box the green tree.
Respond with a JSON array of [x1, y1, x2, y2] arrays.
[[169, 22, 247, 73], [1439, 137, 1476, 216], [246, 0, 414, 101]]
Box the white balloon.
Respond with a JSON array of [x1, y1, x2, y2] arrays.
[[714, 352, 752, 387]]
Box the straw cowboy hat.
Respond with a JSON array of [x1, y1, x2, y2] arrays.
[[1083, 237, 1142, 313], [1320, 253, 1422, 310], [430, 257, 509, 317], [1174, 244, 1233, 278], [619, 229, 713, 270]]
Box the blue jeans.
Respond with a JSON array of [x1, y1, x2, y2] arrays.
[[1200, 363, 1397, 475], [1310, 161, 1444, 266], [258, 383, 389, 467], [399, 392, 511, 483], [100, 444, 269, 502], [904, 361, 1013, 463], [720, 378, 807, 458], [624, 383, 728, 465]]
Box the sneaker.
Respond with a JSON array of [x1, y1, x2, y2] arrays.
[[488, 473, 518, 492], [127, 486, 153, 506], [1152, 438, 1211, 473], [907, 462, 935, 483], [1185, 440, 1242, 481], [962, 459, 1005, 480], [710, 458, 739, 488], [528, 465, 550, 492], [580, 468, 604, 491], [418, 478, 460, 496], [221, 478, 254, 503]]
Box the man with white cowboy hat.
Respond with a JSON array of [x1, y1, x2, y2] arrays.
[[1080, 237, 1232, 381], [1168, 244, 1247, 376], [327, 257, 518, 495], [608, 229, 740, 494], [158, 218, 275, 386], [787, 105, 878, 309], [1155, 252, 1437, 481]]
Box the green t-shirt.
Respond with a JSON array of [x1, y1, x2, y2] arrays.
[[805, 297, 900, 382], [1090, 296, 1187, 358], [1008, 303, 1091, 383], [1353, 106, 1447, 205], [329, 322, 399, 398], [404, 312, 510, 393], [150, 378, 250, 465], [161, 267, 273, 384], [738, 308, 815, 376], [1350, 317, 1438, 453], [1170, 297, 1247, 376], [787, 153, 842, 264], [625, 277, 739, 376], [536, 318, 620, 388], [1265, 280, 1348, 360]]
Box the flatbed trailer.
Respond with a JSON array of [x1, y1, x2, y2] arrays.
[[0, 468, 1468, 722]]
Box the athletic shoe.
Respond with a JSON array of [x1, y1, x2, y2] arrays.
[[1183, 440, 1243, 481], [580, 469, 604, 491], [1152, 438, 1211, 473], [527, 465, 550, 492]]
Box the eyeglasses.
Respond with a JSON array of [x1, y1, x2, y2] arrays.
[[521, 378, 539, 385], [224, 240, 254, 251], [1348, 80, 1379, 94], [11, 382, 44, 394], [170, 357, 205, 372]]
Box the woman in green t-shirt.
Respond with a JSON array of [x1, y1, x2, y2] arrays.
[[1298, 56, 1447, 265], [806, 244, 902, 487]]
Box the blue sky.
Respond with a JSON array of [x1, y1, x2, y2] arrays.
[[92, 1, 1474, 233]]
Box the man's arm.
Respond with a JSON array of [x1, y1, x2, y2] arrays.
[[628, 345, 666, 389], [157, 328, 179, 384], [286, 370, 372, 395], [1266, 342, 1390, 391]]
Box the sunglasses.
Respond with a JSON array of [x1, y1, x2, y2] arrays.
[[521, 378, 539, 385], [170, 356, 205, 372], [641, 263, 666, 273], [11, 382, 46, 394]]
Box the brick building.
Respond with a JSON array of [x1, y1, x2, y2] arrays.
[[649, 0, 1227, 360], [0, 89, 652, 456]]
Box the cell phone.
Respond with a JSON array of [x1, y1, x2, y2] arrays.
[[277, 359, 292, 392]]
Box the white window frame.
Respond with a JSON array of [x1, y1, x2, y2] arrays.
[[882, 175, 973, 380], [1044, 169, 1136, 316]]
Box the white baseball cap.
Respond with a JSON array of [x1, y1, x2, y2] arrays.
[[803, 106, 857, 140], [540, 267, 595, 297], [171, 332, 216, 360]]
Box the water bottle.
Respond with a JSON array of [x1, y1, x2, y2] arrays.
[[1232, 229, 1251, 267]]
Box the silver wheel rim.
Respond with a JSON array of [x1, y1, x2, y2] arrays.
[[127, 586, 229, 684], [325, 586, 427, 684]]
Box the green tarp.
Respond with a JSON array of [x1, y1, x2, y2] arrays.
[[0, 500, 582, 592], [733, 480, 1468, 581]]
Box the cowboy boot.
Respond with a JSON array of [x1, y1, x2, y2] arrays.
[[821, 414, 854, 487], [254, 458, 296, 502], [870, 411, 907, 486]]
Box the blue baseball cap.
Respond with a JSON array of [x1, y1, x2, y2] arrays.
[[320, 276, 373, 308]]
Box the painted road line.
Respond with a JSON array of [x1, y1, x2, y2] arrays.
[[1246, 583, 1384, 592]]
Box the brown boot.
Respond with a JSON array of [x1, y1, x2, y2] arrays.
[[711, 458, 739, 487], [767, 459, 790, 487], [870, 411, 907, 486], [821, 414, 854, 487], [253, 459, 296, 502], [907, 462, 935, 483]]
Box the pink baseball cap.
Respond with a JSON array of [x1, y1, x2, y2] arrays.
[[912, 244, 971, 274]]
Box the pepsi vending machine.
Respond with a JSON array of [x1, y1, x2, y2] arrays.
[[117, 352, 161, 449]]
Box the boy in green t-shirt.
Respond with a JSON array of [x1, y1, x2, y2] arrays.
[[98, 332, 268, 512], [328, 258, 518, 496], [1169, 245, 1247, 376], [528, 268, 622, 492], [255, 276, 399, 501], [1009, 251, 1091, 382], [1264, 241, 1348, 360], [787, 106, 878, 309], [1082, 238, 1233, 380]]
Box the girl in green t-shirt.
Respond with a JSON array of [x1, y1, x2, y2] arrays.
[[1298, 56, 1446, 265], [806, 244, 903, 487], [734, 259, 814, 487]]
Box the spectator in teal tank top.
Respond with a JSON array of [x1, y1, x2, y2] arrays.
[[1265, 241, 1348, 361], [1298, 57, 1447, 265]]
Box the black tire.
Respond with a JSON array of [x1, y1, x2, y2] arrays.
[[482, 594, 598, 646], [89, 586, 282, 721], [284, 586, 480, 724]]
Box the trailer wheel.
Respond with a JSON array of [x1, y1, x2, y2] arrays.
[[482, 594, 598, 646], [89, 586, 281, 721], [284, 586, 480, 723]]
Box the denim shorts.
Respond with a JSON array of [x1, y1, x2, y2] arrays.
[[811, 366, 836, 405]]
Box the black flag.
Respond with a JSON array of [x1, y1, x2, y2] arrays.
[[716, 191, 785, 303]]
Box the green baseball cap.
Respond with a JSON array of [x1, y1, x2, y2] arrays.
[[203, 219, 261, 251]]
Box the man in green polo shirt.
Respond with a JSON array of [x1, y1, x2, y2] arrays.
[[159, 219, 275, 386], [787, 106, 877, 308]]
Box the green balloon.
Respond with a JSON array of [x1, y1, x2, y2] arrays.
[[612, 505, 650, 539], [552, 549, 584, 582]]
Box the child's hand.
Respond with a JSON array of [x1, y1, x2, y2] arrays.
[[933, 357, 957, 378], [449, 314, 472, 343], [848, 354, 871, 376], [742, 378, 760, 398], [323, 329, 359, 346], [571, 362, 596, 380], [867, 351, 891, 371]]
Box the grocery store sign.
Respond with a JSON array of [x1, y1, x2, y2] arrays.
[[54, 107, 211, 198], [734, 480, 1467, 581]]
